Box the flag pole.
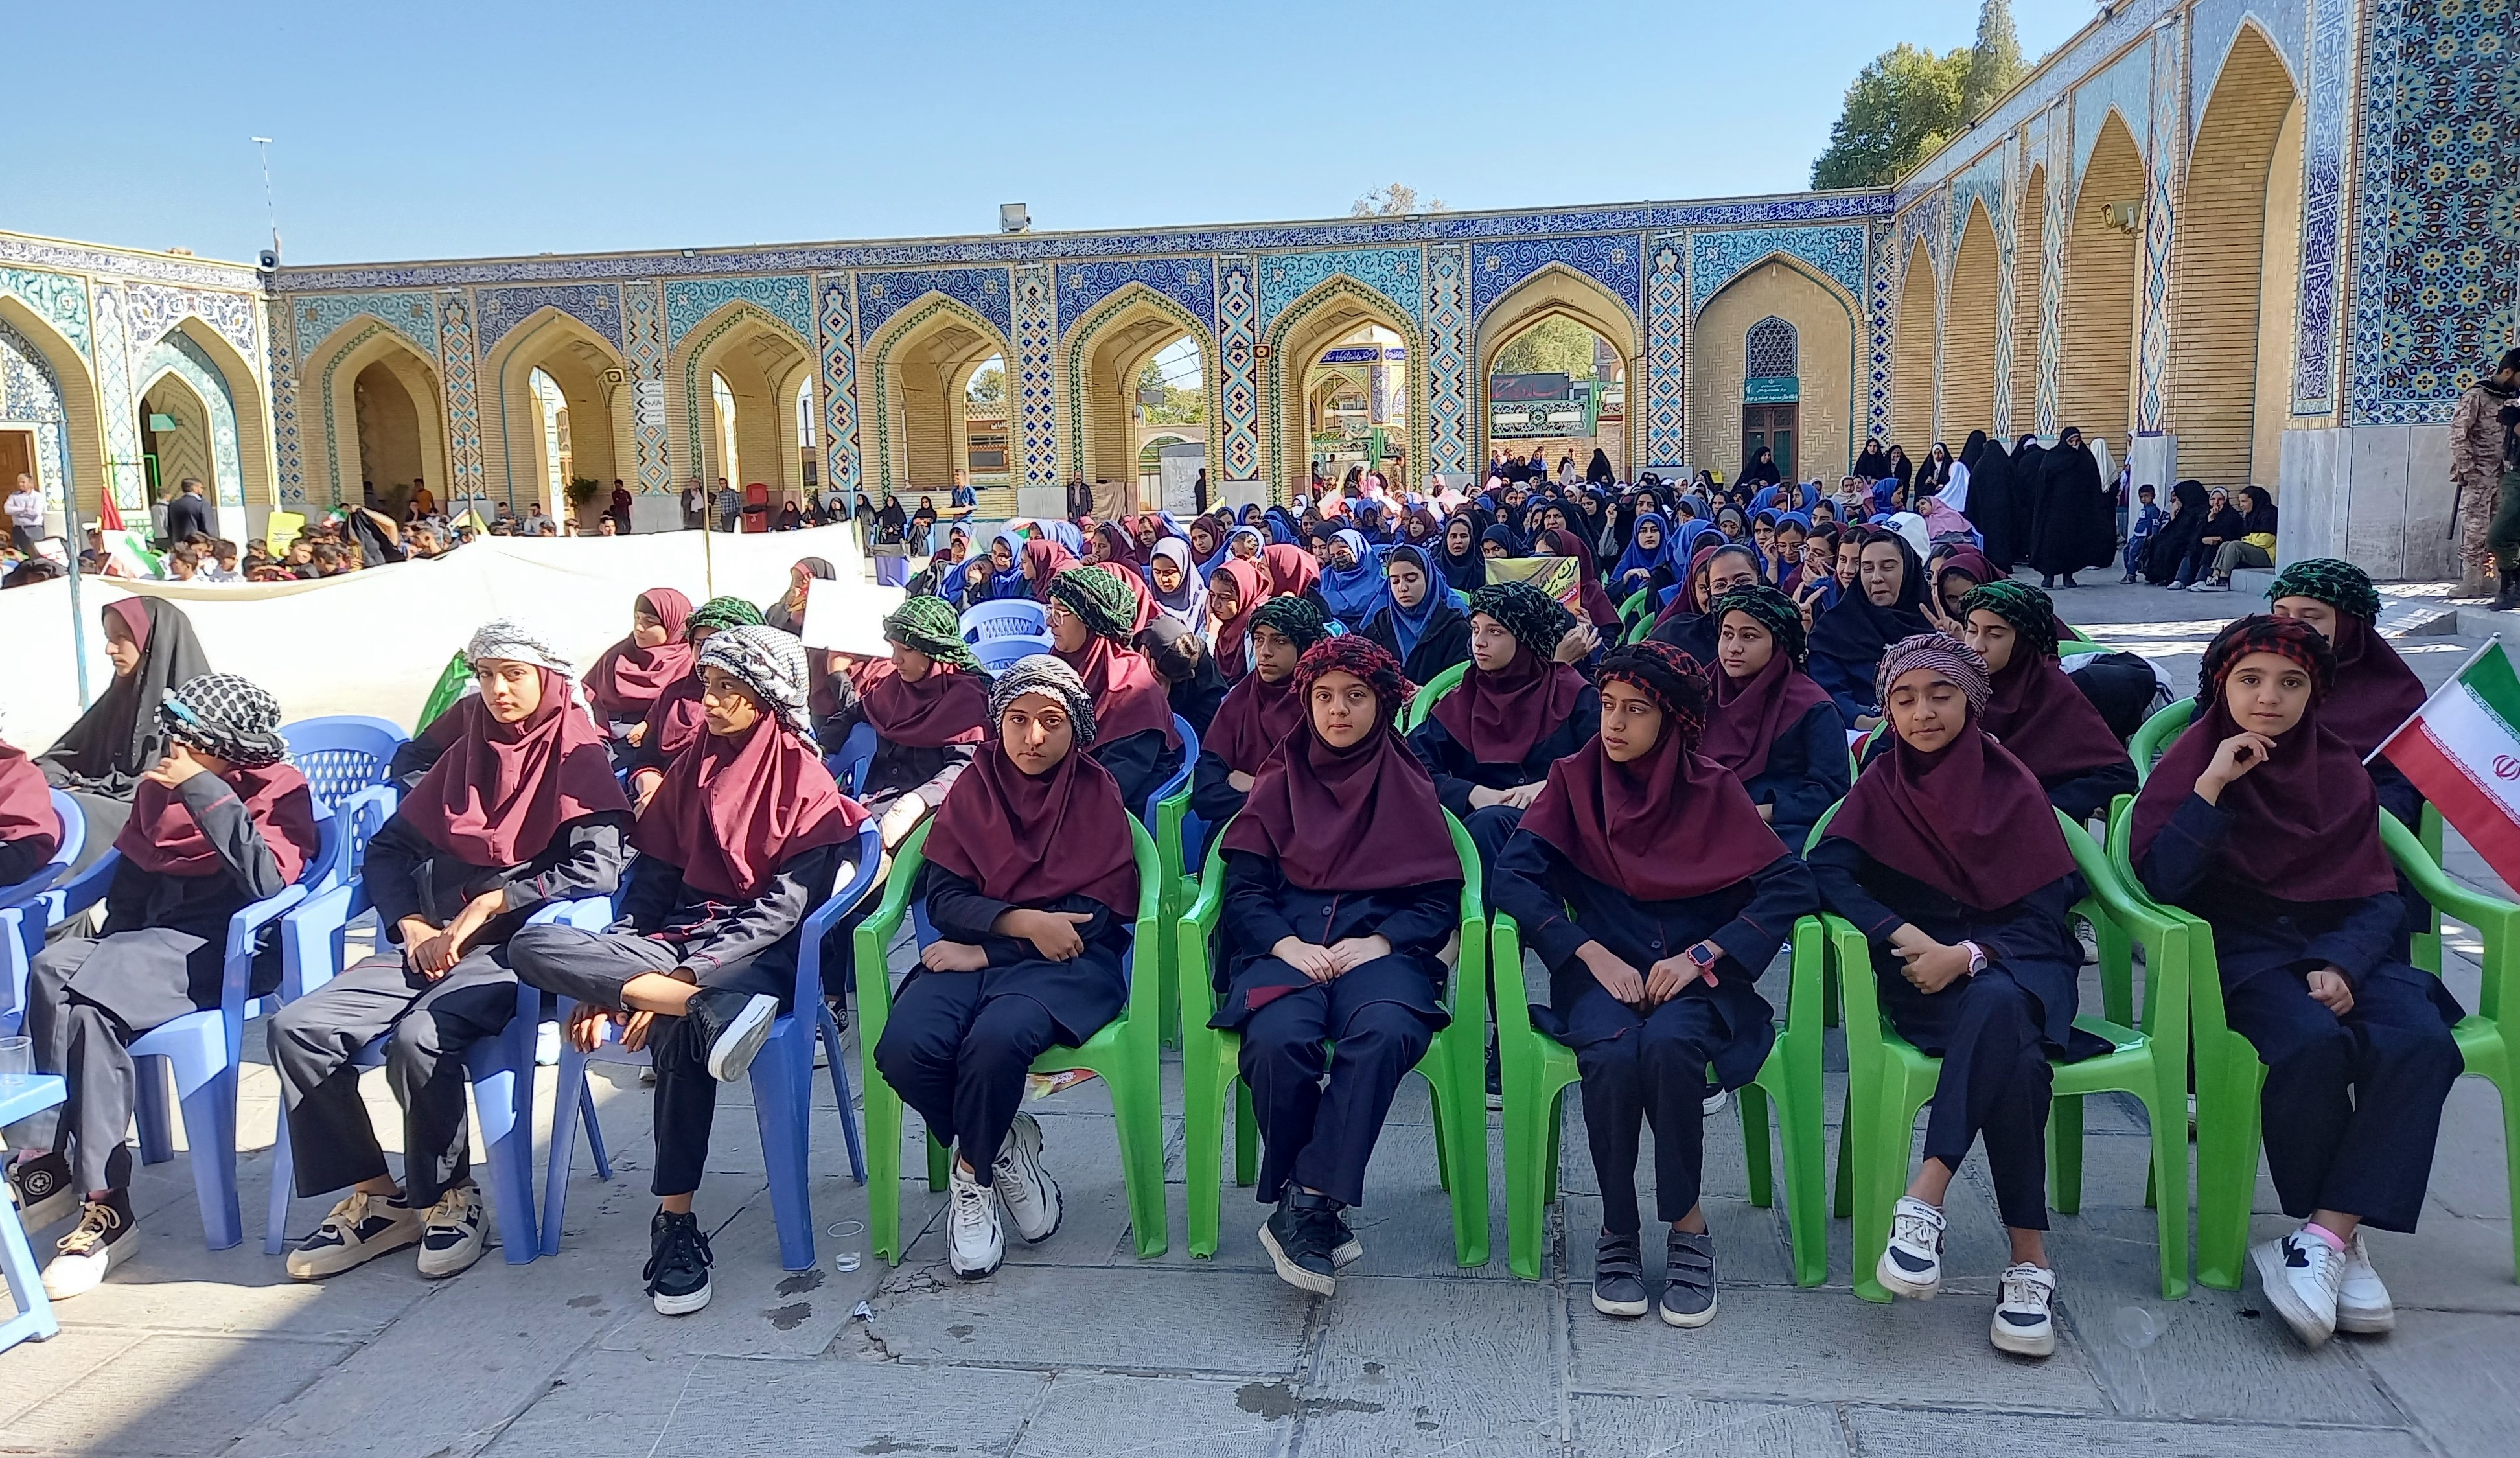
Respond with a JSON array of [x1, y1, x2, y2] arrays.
[[2365, 633, 2503, 765]]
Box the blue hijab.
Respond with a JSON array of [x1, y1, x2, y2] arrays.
[[1037, 519, 1085, 556], [1610, 511, 1679, 591], [1264, 507, 1300, 546], [1223, 524, 1265, 566], [1318, 529, 1391, 625], [1380, 544, 1461, 659]]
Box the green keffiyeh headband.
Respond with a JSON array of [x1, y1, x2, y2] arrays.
[[882, 594, 984, 675], [1468, 580, 1577, 661], [1250, 594, 1331, 651], [1958, 578, 2060, 661], [686, 596, 765, 639], [1048, 564, 1139, 643], [1707, 584, 1808, 667], [2267, 558, 2381, 622]]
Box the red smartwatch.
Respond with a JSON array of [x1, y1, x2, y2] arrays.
[[1686, 942, 1719, 969]]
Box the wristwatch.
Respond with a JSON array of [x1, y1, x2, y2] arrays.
[[1686, 942, 1719, 969], [1959, 941, 1987, 976]]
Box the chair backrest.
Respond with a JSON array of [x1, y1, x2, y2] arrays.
[[825, 722, 877, 798], [0, 792, 83, 908], [975, 634, 1055, 672], [2128, 696, 2196, 781], [962, 598, 1048, 643], [284, 716, 409, 812], [1145, 715, 1198, 827], [1402, 660, 1472, 733]]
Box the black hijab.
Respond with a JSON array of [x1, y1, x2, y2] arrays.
[[1806, 530, 1933, 673], [40, 598, 216, 798]]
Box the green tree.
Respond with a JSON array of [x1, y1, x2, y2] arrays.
[[965, 364, 1004, 406], [1350, 183, 1446, 217], [1960, 0, 2026, 121], [1492, 318, 1602, 380], [1135, 362, 1205, 425], [1808, 42, 1971, 190]]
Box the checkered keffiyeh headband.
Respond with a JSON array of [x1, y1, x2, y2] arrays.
[[1251, 594, 1331, 651], [2199, 614, 2335, 701], [1293, 636, 1408, 726], [686, 596, 765, 638], [988, 654, 1099, 748], [464, 618, 575, 676], [1874, 633, 1991, 715], [698, 625, 818, 745], [1707, 584, 1808, 667], [1599, 640, 1711, 749], [1468, 580, 1577, 661], [1048, 565, 1140, 643], [2267, 558, 2383, 623], [1958, 578, 2059, 660], [158, 673, 289, 768], [883, 594, 984, 675]]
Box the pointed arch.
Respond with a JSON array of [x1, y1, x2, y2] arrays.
[[0, 295, 102, 518], [1892, 237, 1937, 450], [1692, 255, 1861, 480], [1061, 282, 1218, 500], [1474, 262, 1641, 480], [134, 336, 242, 535], [1264, 275, 1424, 502], [160, 317, 277, 526], [308, 319, 448, 509], [2059, 110, 2145, 446], [863, 292, 1015, 503], [482, 307, 635, 510], [669, 299, 817, 507], [1942, 199, 2002, 445]]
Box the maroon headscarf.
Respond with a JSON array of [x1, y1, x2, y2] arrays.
[[407, 667, 630, 867], [1980, 653, 2128, 783], [1021, 538, 1079, 602], [117, 763, 319, 885], [2318, 611, 2427, 758], [630, 712, 865, 901], [1221, 638, 1459, 892], [1825, 713, 2077, 912], [1092, 521, 1144, 571], [1521, 643, 1786, 899], [1205, 664, 1304, 774], [1651, 542, 1727, 629], [1208, 558, 1270, 682], [1431, 632, 1589, 767], [638, 674, 711, 766], [1542, 527, 1623, 629], [1261, 542, 1321, 601], [1054, 634, 1179, 748], [2129, 616, 2395, 903], [857, 658, 990, 748], [923, 722, 1141, 915], [0, 739, 63, 868], [1702, 647, 1834, 781], [585, 590, 695, 724]]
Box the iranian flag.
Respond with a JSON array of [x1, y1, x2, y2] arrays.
[[2377, 641, 2520, 880]]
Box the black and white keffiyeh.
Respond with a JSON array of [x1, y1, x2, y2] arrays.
[[986, 654, 1100, 749], [698, 624, 818, 744], [157, 672, 289, 768], [464, 618, 576, 676]]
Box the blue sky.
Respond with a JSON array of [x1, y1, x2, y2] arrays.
[[14, 1, 2095, 264]]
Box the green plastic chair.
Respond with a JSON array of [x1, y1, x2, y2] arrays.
[[1402, 660, 1470, 733], [1492, 907, 1831, 1284], [1174, 813, 1491, 1267], [2130, 695, 2445, 973], [1834, 806, 2192, 1302], [2108, 799, 2517, 1290], [415, 650, 472, 729], [851, 817, 1170, 1266], [1152, 781, 1197, 1050], [1619, 587, 1656, 645]]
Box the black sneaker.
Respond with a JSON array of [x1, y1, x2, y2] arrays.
[[691, 988, 780, 1082], [7, 1151, 75, 1232], [1260, 1191, 1339, 1296], [1485, 1035, 1504, 1111], [645, 1209, 715, 1315], [1661, 1229, 1718, 1328], [1327, 1210, 1363, 1269], [1591, 1230, 1648, 1317]]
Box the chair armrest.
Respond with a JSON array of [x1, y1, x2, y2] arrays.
[[2382, 813, 2520, 935], [1123, 820, 1163, 1027], [851, 820, 932, 1044], [1490, 912, 1538, 1041], [281, 878, 360, 1000], [1781, 914, 1826, 1043], [800, 824, 884, 1015], [1176, 846, 1228, 1026], [54, 848, 122, 919]]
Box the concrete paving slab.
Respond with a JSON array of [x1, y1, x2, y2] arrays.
[[864, 1264, 1312, 1376], [2072, 1280, 2403, 1424], [2351, 1307, 2520, 1458], [1571, 1394, 1850, 1457], [1845, 1406, 2431, 1457], [1012, 1371, 1284, 1458], [0, 1332, 351, 1456]]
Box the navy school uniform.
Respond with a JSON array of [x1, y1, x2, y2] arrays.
[[1809, 837, 2100, 1231], [872, 864, 1132, 1168], [1092, 730, 1183, 818], [813, 672, 982, 817], [1360, 601, 1474, 686], [1406, 686, 1601, 872], [1739, 701, 1853, 855], [1213, 851, 1461, 1207], [509, 841, 840, 1199], [2136, 793, 2461, 1232], [1807, 649, 1881, 728], [1491, 834, 1818, 1232]]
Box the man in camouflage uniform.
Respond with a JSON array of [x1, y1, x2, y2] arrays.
[[2452, 347, 2520, 597]]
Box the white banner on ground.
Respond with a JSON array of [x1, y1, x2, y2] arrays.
[[4, 524, 875, 748]]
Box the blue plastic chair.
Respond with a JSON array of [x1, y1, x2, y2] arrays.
[[973, 635, 1056, 672], [824, 721, 877, 798], [261, 785, 594, 1264], [541, 821, 882, 1270], [51, 796, 341, 1251], [960, 598, 1048, 643], [281, 717, 408, 816], [0, 1073, 65, 1351], [0, 791, 82, 1036]]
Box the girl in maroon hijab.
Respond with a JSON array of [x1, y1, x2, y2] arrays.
[[1810, 634, 2093, 1360], [1260, 542, 1323, 607], [1207, 557, 1271, 683], [1536, 526, 1624, 632], [511, 625, 862, 1318], [2266, 559, 2429, 824], [1957, 579, 2134, 823], [18, 672, 319, 1301], [1045, 566, 1183, 814], [1407, 580, 1599, 875], [2131, 615, 2461, 1352], [269, 619, 630, 1283], [1216, 637, 1463, 1297], [1699, 584, 1847, 853], [1494, 642, 1815, 1328], [873, 656, 1141, 1282], [1017, 536, 1079, 603], [585, 589, 695, 748], [0, 732, 63, 888], [1190, 596, 1332, 851]]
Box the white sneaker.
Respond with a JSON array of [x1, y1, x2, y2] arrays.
[[286, 1189, 421, 1280], [700, 991, 780, 1082], [2252, 1226, 2343, 1347], [416, 1185, 488, 1279], [2335, 1230, 2396, 1334], [41, 1199, 139, 1300], [1875, 1196, 1945, 1299], [1700, 1088, 1729, 1117], [947, 1151, 1005, 1280], [535, 1020, 561, 1067], [991, 1113, 1063, 1244], [1991, 1262, 2058, 1357]]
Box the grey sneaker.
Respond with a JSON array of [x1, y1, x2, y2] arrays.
[[1661, 1229, 1717, 1328], [991, 1112, 1063, 1244], [1590, 1231, 1648, 1317]]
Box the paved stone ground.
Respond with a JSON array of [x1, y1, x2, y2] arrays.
[[5, 575, 2517, 1458]]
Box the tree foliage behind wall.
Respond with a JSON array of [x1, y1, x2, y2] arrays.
[[1809, 0, 2028, 191]]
